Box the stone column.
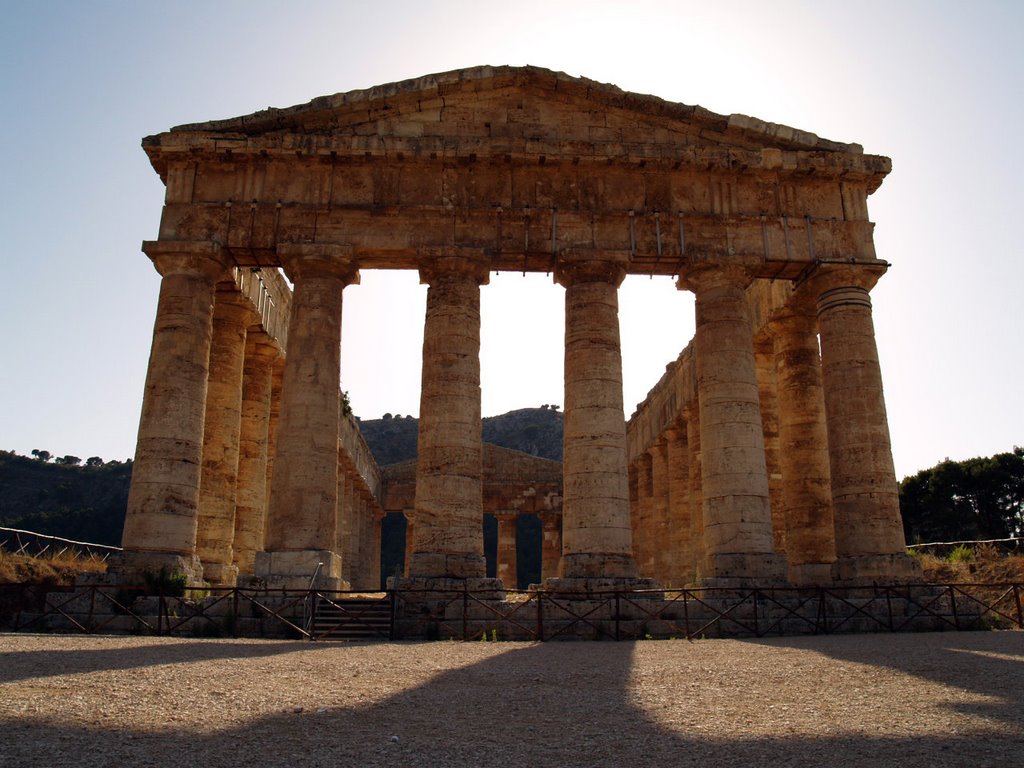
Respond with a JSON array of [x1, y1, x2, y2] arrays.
[[121, 241, 231, 585], [495, 511, 519, 588], [665, 424, 693, 586], [367, 509, 384, 591], [549, 251, 651, 588], [264, 357, 284, 519], [232, 330, 280, 577], [195, 286, 258, 586], [337, 470, 355, 587], [684, 403, 706, 582], [402, 511, 415, 577], [649, 439, 671, 581], [804, 265, 918, 583], [539, 511, 563, 581], [754, 335, 787, 555], [633, 452, 654, 575], [769, 307, 837, 585], [257, 244, 358, 590], [679, 266, 787, 584], [405, 249, 494, 586]]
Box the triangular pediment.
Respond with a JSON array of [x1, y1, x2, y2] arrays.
[[148, 65, 866, 160]]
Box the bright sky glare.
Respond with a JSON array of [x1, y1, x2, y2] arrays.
[[1, 0, 1022, 480]]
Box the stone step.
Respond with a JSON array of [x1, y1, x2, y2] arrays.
[[310, 597, 392, 639]]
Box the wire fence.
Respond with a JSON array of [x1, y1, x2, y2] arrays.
[[2, 581, 1020, 641], [0, 526, 122, 561]]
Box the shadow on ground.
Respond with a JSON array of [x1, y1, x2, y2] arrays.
[[1, 633, 1022, 767]]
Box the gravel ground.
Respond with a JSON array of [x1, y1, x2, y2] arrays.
[[1, 631, 1021, 767]]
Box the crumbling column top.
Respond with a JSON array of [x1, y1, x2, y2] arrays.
[[142, 240, 233, 281], [676, 262, 758, 294], [554, 249, 629, 288], [276, 242, 360, 284], [417, 247, 491, 285]]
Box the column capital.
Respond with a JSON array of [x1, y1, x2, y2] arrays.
[[797, 262, 887, 304], [142, 240, 232, 282], [676, 263, 755, 294], [554, 250, 629, 288], [214, 282, 261, 328], [276, 243, 360, 284], [244, 328, 284, 364], [418, 247, 491, 285]]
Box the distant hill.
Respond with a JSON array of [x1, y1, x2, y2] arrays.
[[358, 406, 564, 465], [0, 451, 131, 546], [0, 407, 563, 546]]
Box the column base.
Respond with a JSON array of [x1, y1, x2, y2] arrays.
[[387, 576, 506, 599], [701, 552, 790, 587], [559, 552, 639, 579], [788, 561, 837, 587], [254, 550, 347, 591], [200, 562, 239, 587], [406, 552, 488, 580], [109, 551, 205, 588], [539, 576, 662, 596], [832, 552, 922, 585]]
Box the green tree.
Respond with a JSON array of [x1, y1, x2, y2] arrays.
[[55, 455, 81, 466], [900, 447, 1024, 543], [85, 456, 104, 467], [30, 449, 51, 462]]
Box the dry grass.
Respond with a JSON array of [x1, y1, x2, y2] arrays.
[[0, 549, 107, 586], [913, 543, 1024, 583]]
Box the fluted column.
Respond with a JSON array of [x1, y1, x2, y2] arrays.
[[257, 244, 358, 590], [804, 265, 918, 583], [649, 439, 671, 581], [633, 452, 654, 575], [754, 335, 787, 555], [679, 266, 787, 584], [121, 241, 232, 585], [495, 511, 518, 588], [196, 286, 258, 585], [550, 251, 649, 588], [665, 424, 693, 586], [769, 308, 836, 585], [406, 249, 492, 583], [337, 470, 355, 587], [231, 330, 279, 577], [684, 403, 706, 582], [539, 510, 563, 581]]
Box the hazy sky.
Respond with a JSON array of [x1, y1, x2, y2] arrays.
[[1, 0, 1021, 480]]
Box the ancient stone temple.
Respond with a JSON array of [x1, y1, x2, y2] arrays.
[[119, 65, 917, 592]]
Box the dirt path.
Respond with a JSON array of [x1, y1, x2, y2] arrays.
[[1, 631, 1021, 767]]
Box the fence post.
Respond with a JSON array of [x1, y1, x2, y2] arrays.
[[389, 588, 398, 641], [462, 585, 469, 641], [537, 592, 544, 642], [232, 589, 240, 637], [614, 591, 621, 642], [948, 585, 960, 630], [1014, 584, 1023, 629]]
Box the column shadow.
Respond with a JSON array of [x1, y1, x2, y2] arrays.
[[2, 635, 1022, 767]]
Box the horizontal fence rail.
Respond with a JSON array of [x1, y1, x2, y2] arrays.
[[3, 582, 1021, 641], [0, 527, 122, 561]]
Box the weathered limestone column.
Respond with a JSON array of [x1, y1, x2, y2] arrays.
[[264, 357, 284, 516], [402, 511, 415, 577], [337, 470, 355, 587], [804, 265, 919, 583], [549, 251, 651, 588], [232, 330, 280, 577], [684, 403, 706, 582], [121, 241, 232, 585], [367, 509, 384, 591], [539, 510, 563, 581], [633, 452, 654, 575], [679, 266, 787, 584], [769, 307, 837, 585], [665, 424, 693, 586], [405, 249, 494, 586], [257, 244, 358, 590], [495, 511, 518, 588], [195, 286, 259, 586], [649, 439, 671, 581], [754, 335, 787, 555]]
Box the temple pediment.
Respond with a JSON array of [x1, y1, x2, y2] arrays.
[[144, 66, 886, 182]]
